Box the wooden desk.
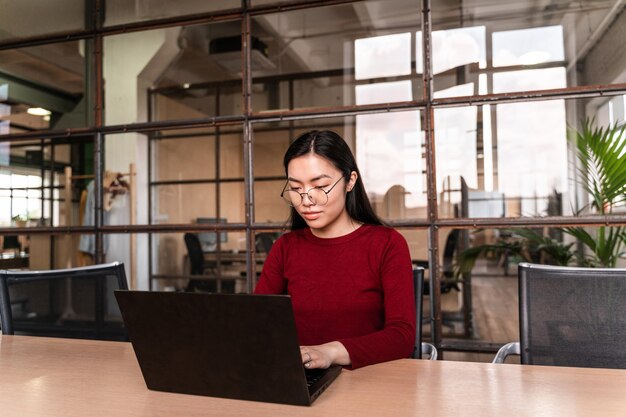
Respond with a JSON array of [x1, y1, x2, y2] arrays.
[[0, 251, 29, 269], [2, 335, 626, 416]]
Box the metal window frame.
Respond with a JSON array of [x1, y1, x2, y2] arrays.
[[1, 0, 625, 354]]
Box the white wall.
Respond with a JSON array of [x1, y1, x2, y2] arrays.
[[103, 28, 180, 289]]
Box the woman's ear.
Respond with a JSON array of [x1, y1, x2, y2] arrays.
[[347, 171, 358, 192]]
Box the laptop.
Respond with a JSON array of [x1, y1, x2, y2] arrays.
[[114, 291, 341, 406]]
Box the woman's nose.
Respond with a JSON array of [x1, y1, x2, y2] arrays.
[[301, 193, 315, 206]]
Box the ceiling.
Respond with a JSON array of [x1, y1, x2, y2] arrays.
[[0, 0, 622, 125]]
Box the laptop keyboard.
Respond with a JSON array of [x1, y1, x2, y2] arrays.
[[305, 368, 327, 387]]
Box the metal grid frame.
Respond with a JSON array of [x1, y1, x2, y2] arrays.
[[1, 0, 626, 353]]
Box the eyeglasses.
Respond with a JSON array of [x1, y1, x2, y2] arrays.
[[280, 177, 344, 207]]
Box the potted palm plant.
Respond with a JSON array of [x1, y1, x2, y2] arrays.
[[456, 118, 626, 275]]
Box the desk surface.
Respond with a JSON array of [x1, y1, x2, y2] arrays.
[[0, 251, 29, 269], [1, 335, 626, 417]]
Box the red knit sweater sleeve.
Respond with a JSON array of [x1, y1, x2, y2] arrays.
[[338, 230, 416, 369]]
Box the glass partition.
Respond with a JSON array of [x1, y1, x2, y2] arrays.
[[0, 232, 89, 271], [0, 41, 89, 135], [252, 111, 427, 223], [145, 128, 245, 226], [435, 95, 626, 219], [251, 0, 422, 112], [149, 230, 249, 293], [0, 138, 91, 228], [104, 0, 240, 26], [105, 21, 243, 125], [443, 223, 626, 355], [427, 1, 626, 98], [0, 1, 85, 42]]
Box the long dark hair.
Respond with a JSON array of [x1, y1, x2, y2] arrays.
[[283, 130, 384, 230]]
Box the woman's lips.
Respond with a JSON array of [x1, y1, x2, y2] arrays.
[[301, 211, 321, 221]]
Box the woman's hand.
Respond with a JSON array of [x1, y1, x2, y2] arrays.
[[300, 341, 351, 369]]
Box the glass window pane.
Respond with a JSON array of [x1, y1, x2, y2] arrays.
[[254, 179, 290, 223], [0, 41, 89, 135], [495, 101, 568, 217], [154, 183, 215, 225], [493, 67, 566, 93], [153, 127, 244, 182], [0, 1, 85, 42], [252, 126, 290, 224], [0, 140, 77, 228], [493, 25, 564, 67], [151, 182, 245, 226], [0, 233, 77, 270], [436, 96, 626, 219], [437, 227, 519, 346], [355, 33, 412, 80], [417, 25, 487, 75], [253, 125, 290, 178], [150, 231, 250, 293], [106, 21, 243, 124], [252, 0, 422, 112], [357, 111, 425, 221], [448, 223, 625, 351], [154, 133, 217, 182], [430, 1, 626, 97], [253, 113, 426, 223], [104, 0, 240, 26]]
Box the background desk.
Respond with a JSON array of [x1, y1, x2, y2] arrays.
[[1, 335, 626, 416], [0, 251, 29, 269]]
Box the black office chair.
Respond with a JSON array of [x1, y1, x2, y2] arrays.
[[0, 262, 128, 340], [412, 229, 461, 295], [413, 266, 437, 360], [493, 262, 626, 368], [2, 235, 20, 251], [184, 232, 235, 293], [255, 232, 278, 254]]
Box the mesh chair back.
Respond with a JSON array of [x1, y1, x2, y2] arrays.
[[442, 229, 460, 278], [255, 233, 277, 253], [519, 262, 626, 368], [184, 233, 205, 275], [0, 262, 128, 340]]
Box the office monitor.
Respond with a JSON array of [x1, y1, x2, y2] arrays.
[[196, 217, 227, 251]]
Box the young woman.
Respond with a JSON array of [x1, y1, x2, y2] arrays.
[[254, 130, 415, 370]]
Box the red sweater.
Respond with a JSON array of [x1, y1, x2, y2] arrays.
[[254, 225, 416, 369]]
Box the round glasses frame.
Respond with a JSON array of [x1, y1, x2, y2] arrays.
[[280, 177, 344, 207]]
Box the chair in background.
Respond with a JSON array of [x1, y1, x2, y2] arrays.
[[2, 235, 21, 252], [0, 262, 128, 340], [255, 232, 278, 254], [493, 262, 626, 368], [184, 233, 235, 293], [413, 229, 475, 338], [412, 229, 461, 295], [413, 266, 437, 360]]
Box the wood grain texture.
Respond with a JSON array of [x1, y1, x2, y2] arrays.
[[1, 335, 626, 417]]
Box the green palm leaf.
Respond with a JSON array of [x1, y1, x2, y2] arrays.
[[571, 119, 626, 214]]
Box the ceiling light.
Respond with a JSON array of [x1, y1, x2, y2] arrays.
[[27, 107, 52, 117]]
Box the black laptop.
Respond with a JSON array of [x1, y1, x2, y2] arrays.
[[114, 291, 341, 406]]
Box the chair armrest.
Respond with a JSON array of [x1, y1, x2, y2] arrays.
[[421, 342, 438, 360], [492, 342, 520, 363]]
